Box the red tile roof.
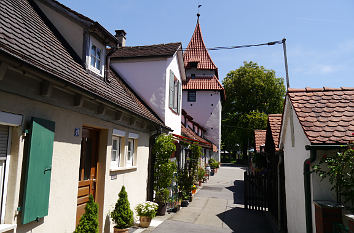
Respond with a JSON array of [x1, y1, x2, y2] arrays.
[[254, 130, 266, 152], [268, 114, 282, 150], [182, 76, 224, 90], [181, 124, 212, 148], [0, 0, 164, 127], [111, 43, 181, 59], [184, 21, 217, 70], [288, 87, 354, 144]]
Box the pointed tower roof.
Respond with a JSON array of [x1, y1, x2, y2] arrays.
[[184, 18, 218, 71]]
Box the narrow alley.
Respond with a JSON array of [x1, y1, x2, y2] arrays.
[[147, 165, 275, 233]]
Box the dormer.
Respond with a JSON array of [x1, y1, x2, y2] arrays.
[[34, 0, 117, 77]]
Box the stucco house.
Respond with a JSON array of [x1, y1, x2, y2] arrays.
[[182, 16, 225, 162], [0, 0, 170, 232], [279, 87, 354, 233], [110, 42, 186, 136]]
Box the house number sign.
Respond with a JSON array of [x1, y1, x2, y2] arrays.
[[74, 128, 80, 137]]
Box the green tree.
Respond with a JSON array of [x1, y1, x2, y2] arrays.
[[111, 186, 134, 229], [74, 195, 99, 233], [222, 61, 286, 156]]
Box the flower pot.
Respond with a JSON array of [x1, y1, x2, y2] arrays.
[[189, 195, 193, 202], [345, 214, 354, 232], [139, 216, 152, 228], [114, 228, 129, 233], [192, 189, 196, 195], [157, 203, 167, 216], [314, 201, 343, 233], [181, 200, 189, 207]]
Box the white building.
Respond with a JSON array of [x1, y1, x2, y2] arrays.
[[0, 0, 170, 232], [110, 42, 186, 135], [182, 16, 225, 162], [279, 87, 354, 233]]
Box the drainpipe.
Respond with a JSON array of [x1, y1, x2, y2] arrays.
[[304, 144, 345, 233]]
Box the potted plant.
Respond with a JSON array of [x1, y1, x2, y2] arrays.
[[135, 201, 158, 228], [191, 184, 197, 195], [197, 167, 205, 186], [313, 145, 354, 232], [111, 186, 134, 233], [74, 195, 98, 233], [181, 192, 189, 207], [152, 134, 177, 216]]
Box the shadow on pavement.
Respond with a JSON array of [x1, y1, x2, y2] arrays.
[[222, 180, 273, 232], [225, 180, 244, 205], [221, 163, 248, 169], [217, 207, 273, 233]]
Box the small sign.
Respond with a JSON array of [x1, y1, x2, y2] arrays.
[[74, 128, 80, 137], [111, 174, 117, 180]]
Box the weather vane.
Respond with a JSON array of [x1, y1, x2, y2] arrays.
[[197, 1, 202, 19]]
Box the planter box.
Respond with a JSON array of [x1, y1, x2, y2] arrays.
[[345, 214, 354, 232], [314, 201, 343, 233]]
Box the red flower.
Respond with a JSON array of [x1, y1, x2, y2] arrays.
[[306, 160, 311, 165]]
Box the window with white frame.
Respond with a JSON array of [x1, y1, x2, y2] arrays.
[[126, 138, 134, 167], [111, 136, 122, 169], [88, 38, 105, 76], [169, 70, 181, 113]]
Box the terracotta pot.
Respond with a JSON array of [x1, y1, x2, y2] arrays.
[[139, 216, 152, 228], [192, 189, 196, 194], [114, 228, 129, 233]]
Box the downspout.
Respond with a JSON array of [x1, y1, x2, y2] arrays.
[[304, 144, 345, 233], [304, 146, 317, 233]]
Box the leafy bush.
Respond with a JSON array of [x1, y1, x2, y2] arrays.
[[313, 145, 354, 209], [111, 186, 134, 229], [197, 167, 205, 181], [153, 134, 177, 204], [74, 195, 98, 233], [135, 201, 159, 218]]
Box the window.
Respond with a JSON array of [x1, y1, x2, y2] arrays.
[[169, 70, 181, 113], [188, 91, 196, 102], [126, 139, 134, 167], [111, 137, 122, 168], [191, 74, 195, 79], [89, 42, 104, 75]]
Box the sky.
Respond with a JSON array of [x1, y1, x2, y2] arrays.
[[59, 0, 354, 88]]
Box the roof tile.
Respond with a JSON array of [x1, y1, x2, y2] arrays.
[[111, 43, 181, 59], [254, 130, 266, 152], [288, 87, 354, 144]]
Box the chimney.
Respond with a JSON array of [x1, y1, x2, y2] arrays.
[[115, 30, 126, 47]]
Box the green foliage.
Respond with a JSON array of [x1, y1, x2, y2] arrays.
[[135, 201, 159, 218], [197, 167, 206, 181], [208, 158, 219, 169], [313, 146, 354, 209], [153, 134, 177, 203], [111, 186, 134, 229], [189, 144, 202, 181], [222, 61, 286, 155], [178, 169, 192, 200], [74, 195, 99, 233]]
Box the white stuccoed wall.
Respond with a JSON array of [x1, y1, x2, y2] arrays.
[[182, 90, 221, 161], [281, 98, 311, 233], [111, 54, 182, 135]]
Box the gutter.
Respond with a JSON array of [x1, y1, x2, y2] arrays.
[[304, 144, 345, 233]]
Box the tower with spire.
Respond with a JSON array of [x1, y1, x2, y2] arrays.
[[182, 14, 225, 162]]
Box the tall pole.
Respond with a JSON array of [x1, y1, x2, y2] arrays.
[[282, 38, 290, 89]]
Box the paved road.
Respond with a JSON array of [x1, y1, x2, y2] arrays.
[[150, 165, 275, 233]]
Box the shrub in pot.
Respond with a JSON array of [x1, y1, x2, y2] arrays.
[[74, 194, 98, 233], [197, 167, 205, 186], [135, 201, 158, 228], [111, 186, 134, 233], [152, 134, 177, 215]]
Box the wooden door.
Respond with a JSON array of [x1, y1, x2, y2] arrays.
[[76, 127, 99, 224]]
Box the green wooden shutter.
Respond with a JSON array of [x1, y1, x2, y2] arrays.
[[169, 70, 174, 108], [22, 117, 55, 224], [177, 81, 181, 114]]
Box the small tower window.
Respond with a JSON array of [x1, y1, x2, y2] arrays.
[[188, 91, 196, 102], [191, 74, 196, 79]]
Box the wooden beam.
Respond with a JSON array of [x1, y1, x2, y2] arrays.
[[0, 62, 8, 80], [40, 80, 52, 97], [73, 94, 83, 107]]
